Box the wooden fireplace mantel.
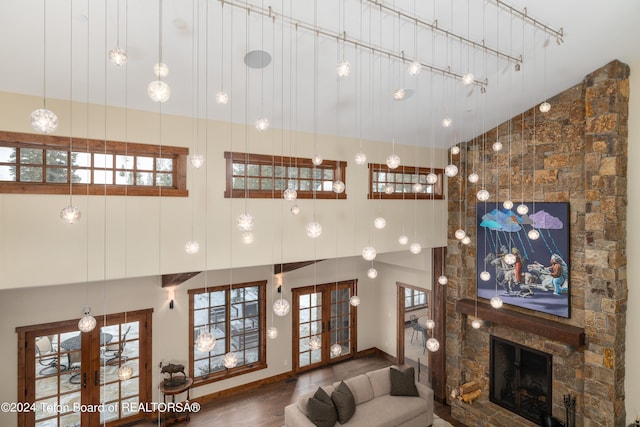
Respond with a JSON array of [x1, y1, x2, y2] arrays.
[[455, 298, 585, 348]]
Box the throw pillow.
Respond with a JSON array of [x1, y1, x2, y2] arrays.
[[389, 367, 419, 397], [307, 387, 338, 427], [331, 381, 356, 424]]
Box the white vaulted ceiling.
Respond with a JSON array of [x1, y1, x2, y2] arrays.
[[0, 0, 638, 148]]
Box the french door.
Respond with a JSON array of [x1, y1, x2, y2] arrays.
[[292, 280, 357, 373], [17, 309, 152, 427]]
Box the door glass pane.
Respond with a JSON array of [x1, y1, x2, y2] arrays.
[[297, 291, 322, 369], [330, 287, 351, 359]]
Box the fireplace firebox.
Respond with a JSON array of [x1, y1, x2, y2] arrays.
[[490, 336, 553, 423]]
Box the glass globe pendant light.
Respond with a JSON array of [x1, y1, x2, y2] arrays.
[[362, 246, 376, 261], [223, 351, 238, 368], [312, 155, 323, 166], [189, 154, 205, 169], [386, 154, 401, 169], [425, 319, 436, 329], [306, 222, 322, 238], [255, 116, 270, 131], [384, 183, 395, 194], [109, 47, 128, 66], [290, 205, 301, 216], [516, 204, 529, 215], [412, 182, 423, 193], [78, 306, 96, 333], [273, 298, 291, 316], [450, 145, 460, 155], [332, 181, 345, 194], [309, 335, 321, 350], [444, 164, 458, 177], [393, 88, 405, 100], [330, 343, 343, 357], [490, 296, 503, 309], [528, 228, 540, 240], [240, 231, 254, 245], [454, 229, 466, 240], [503, 200, 514, 209], [60, 205, 81, 224], [354, 151, 367, 165], [426, 337, 440, 352], [185, 240, 200, 254], [154, 62, 169, 77], [367, 268, 378, 279], [492, 141, 503, 152], [480, 271, 491, 281], [30, 109, 59, 134], [237, 212, 254, 231], [539, 101, 551, 113], [408, 61, 421, 76], [471, 319, 482, 329], [147, 80, 171, 103], [118, 364, 133, 381], [468, 173, 479, 183], [437, 275, 448, 285], [426, 173, 438, 184], [267, 326, 278, 339], [477, 189, 490, 201], [283, 187, 297, 201], [409, 243, 422, 254], [374, 217, 386, 229], [462, 72, 474, 85], [216, 91, 229, 105], [461, 236, 471, 245], [349, 295, 361, 306], [196, 331, 215, 352], [398, 235, 409, 245], [336, 60, 351, 77], [441, 116, 452, 128]]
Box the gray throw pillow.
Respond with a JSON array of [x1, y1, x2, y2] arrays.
[[389, 367, 419, 397], [307, 387, 338, 427], [331, 381, 356, 424]]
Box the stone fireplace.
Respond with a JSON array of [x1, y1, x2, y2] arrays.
[[444, 60, 629, 426]]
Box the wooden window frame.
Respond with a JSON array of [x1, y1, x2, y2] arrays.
[[368, 163, 444, 200], [224, 151, 347, 199], [0, 130, 188, 197], [188, 281, 267, 387]]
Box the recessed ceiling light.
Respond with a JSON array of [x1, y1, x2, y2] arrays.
[[244, 50, 272, 69]]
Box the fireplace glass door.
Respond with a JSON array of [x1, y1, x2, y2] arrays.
[[490, 336, 552, 423]]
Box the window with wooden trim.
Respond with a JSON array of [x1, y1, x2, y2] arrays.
[[0, 130, 188, 196], [368, 163, 444, 200], [404, 288, 428, 310], [224, 151, 347, 199], [189, 281, 266, 386]]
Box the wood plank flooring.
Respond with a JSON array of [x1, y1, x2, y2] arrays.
[[144, 354, 466, 427]]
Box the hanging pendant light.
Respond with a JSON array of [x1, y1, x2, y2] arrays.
[[528, 228, 540, 240], [386, 154, 401, 169], [237, 212, 254, 231], [306, 221, 322, 238], [490, 296, 503, 309], [437, 275, 448, 285], [255, 116, 270, 131], [409, 243, 422, 254], [450, 146, 460, 155], [461, 236, 471, 245], [444, 164, 458, 177], [267, 326, 279, 339], [148, 80, 171, 103], [503, 200, 514, 209], [118, 364, 133, 381], [332, 181, 345, 194], [195, 331, 216, 352], [412, 182, 423, 193], [425, 319, 436, 329], [354, 151, 367, 165], [462, 72, 474, 85], [468, 173, 479, 183], [362, 246, 376, 261], [426, 337, 440, 352], [185, 240, 199, 254], [78, 306, 97, 333], [441, 116, 452, 128], [374, 217, 386, 229], [454, 229, 466, 240], [290, 205, 301, 216], [398, 235, 409, 245], [471, 319, 482, 329], [516, 204, 529, 215], [492, 141, 503, 152], [309, 335, 321, 350], [109, 47, 127, 66], [426, 173, 438, 184], [273, 298, 291, 316], [330, 343, 343, 357], [284, 187, 298, 200], [393, 88, 405, 100], [189, 154, 205, 169], [336, 60, 351, 77], [60, 205, 81, 224], [349, 295, 361, 306], [477, 189, 490, 201], [539, 101, 551, 113], [480, 271, 491, 281], [240, 231, 254, 245], [223, 351, 238, 368], [408, 61, 421, 76], [216, 91, 229, 105], [367, 268, 378, 279]]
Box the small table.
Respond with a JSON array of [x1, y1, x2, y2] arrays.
[[60, 332, 113, 350], [159, 377, 194, 426]]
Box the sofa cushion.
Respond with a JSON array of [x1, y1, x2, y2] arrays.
[[340, 394, 427, 427], [365, 367, 391, 397], [297, 385, 335, 417], [331, 381, 356, 424], [342, 374, 374, 405], [307, 387, 338, 427], [389, 367, 419, 397]]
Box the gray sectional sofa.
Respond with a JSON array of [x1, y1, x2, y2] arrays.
[[284, 366, 434, 427]]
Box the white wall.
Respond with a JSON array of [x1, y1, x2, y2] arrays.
[[0, 91, 448, 290], [625, 59, 639, 424]]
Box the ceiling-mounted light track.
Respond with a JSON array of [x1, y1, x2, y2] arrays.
[[365, 0, 522, 66], [494, 1, 564, 42], [219, 0, 488, 90]]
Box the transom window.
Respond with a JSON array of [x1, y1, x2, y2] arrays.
[[368, 163, 444, 200], [189, 281, 266, 386], [0, 131, 188, 196], [224, 151, 347, 199]]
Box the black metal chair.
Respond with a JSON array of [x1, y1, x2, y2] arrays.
[[101, 325, 131, 365], [36, 336, 66, 375]]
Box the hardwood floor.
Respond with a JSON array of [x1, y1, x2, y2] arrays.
[[145, 354, 467, 427]]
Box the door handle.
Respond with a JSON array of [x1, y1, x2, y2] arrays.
[[82, 372, 87, 389], [94, 370, 99, 386]]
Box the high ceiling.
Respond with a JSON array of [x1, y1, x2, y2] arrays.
[[1, 0, 639, 148]]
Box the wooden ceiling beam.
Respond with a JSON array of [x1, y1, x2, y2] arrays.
[[162, 271, 201, 288]]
